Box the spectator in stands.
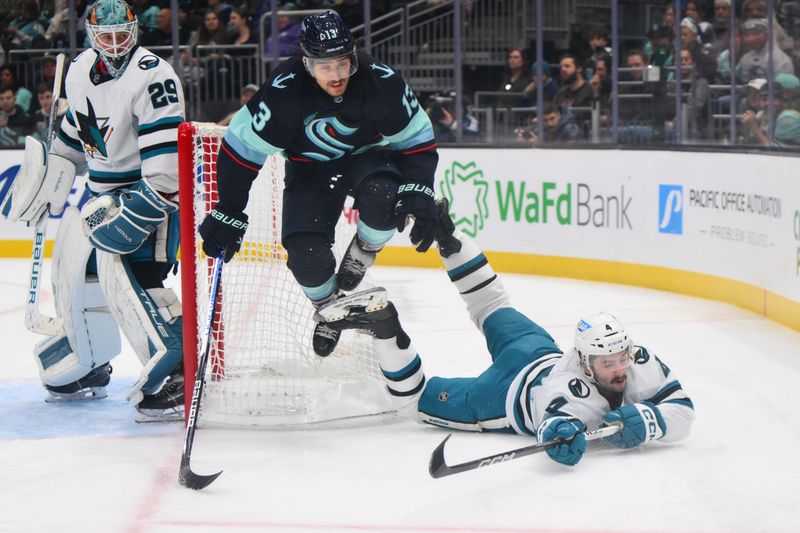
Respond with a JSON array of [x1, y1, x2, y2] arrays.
[[230, 7, 256, 46], [517, 103, 580, 144], [742, 0, 794, 51], [218, 83, 259, 126], [142, 7, 175, 49], [647, 25, 673, 68], [772, 72, 800, 147], [679, 48, 711, 139], [497, 48, 532, 98], [584, 26, 611, 80], [264, 4, 302, 58], [0, 64, 33, 113], [31, 82, 65, 143], [43, 0, 90, 48], [589, 55, 612, 113], [131, 0, 160, 34], [522, 60, 558, 105], [424, 93, 480, 143], [553, 53, 593, 109], [195, 9, 232, 45], [684, 1, 714, 43], [712, 0, 732, 37], [618, 49, 672, 142], [208, 0, 234, 27], [0, 85, 35, 147], [662, 3, 677, 31], [1, 0, 46, 51], [681, 17, 702, 49], [38, 55, 57, 91], [736, 18, 795, 82], [739, 77, 770, 145]]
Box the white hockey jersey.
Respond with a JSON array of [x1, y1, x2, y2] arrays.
[[52, 46, 185, 193], [507, 346, 695, 442]]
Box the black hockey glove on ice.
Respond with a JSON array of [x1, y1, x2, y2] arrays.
[[394, 183, 437, 252], [199, 204, 249, 262]]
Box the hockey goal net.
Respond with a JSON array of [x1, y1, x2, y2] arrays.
[[178, 122, 396, 427]]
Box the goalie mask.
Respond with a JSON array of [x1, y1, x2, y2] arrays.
[[300, 11, 358, 81], [86, 0, 138, 79], [574, 312, 632, 382]]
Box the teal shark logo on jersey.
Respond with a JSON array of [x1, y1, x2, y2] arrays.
[[302, 116, 357, 161], [438, 161, 490, 237], [75, 98, 111, 158]]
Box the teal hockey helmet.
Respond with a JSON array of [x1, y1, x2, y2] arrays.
[[86, 0, 138, 78]]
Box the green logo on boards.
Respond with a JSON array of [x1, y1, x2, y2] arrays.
[[438, 161, 489, 237]]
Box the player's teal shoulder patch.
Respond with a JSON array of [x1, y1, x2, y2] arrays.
[[272, 72, 295, 89], [370, 62, 394, 78], [137, 55, 160, 70]]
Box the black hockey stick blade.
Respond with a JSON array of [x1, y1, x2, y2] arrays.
[[179, 456, 223, 490], [429, 423, 622, 479]]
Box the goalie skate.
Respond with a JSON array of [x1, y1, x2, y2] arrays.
[[44, 363, 111, 402], [135, 365, 184, 423], [313, 287, 389, 323]]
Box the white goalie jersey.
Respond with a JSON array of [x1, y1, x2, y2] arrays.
[[51, 46, 185, 194]]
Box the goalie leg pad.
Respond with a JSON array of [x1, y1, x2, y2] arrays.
[[1, 135, 75, 222], [97, 252, 183, 405], [36, 207, 121, 387]]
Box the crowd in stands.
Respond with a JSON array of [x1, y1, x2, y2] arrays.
[[0, 1, 798, 148]]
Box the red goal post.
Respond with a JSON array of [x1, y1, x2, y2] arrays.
[[177, 122, 397, 427]]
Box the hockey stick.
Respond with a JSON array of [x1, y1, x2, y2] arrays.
[[179, 253, 224, 490], [428, 422, 622, 479], [24, 52, 67, 336]]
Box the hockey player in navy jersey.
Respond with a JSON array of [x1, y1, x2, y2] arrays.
[[198, 10, 440, 357], [320, 199, 696, 466], [2, 0, 185, 420]]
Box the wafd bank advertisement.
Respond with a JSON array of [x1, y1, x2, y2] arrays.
[[424, 149, 798, 304]]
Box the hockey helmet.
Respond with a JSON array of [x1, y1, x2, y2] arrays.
[[86, 0, 138, 78], [574, 312, 632, 381], [300, 11, 358, 80]]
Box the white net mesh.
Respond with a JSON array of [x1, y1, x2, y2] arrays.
[[186, 123, 395, 427]]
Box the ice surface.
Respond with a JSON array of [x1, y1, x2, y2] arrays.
[[1, 258, 798, 533]]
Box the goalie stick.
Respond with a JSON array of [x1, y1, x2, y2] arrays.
[[24, 52, 67, 336], [179, 253, 224, 490], [428, 422, 622, 478]]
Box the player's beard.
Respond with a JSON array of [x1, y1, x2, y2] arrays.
[[324, 78, 349, 97]]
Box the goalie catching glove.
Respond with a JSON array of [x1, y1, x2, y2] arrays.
[[80, 178, 177, 254], [394, 183, 437, 253], [601, 402, 665, 449], [536, 416, 587, 466], [198, 203, 248, 262]]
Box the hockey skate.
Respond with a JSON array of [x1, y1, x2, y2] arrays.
[[45, 363, 112, 402], [337, 234, 382, 292], [317, 287, 405, 341], [136, 364, 184, 423], [434, 197, 462, 258]]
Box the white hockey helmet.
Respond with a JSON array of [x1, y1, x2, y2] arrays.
[[86, 0, 138, 78], [574, 312, 632, 381]]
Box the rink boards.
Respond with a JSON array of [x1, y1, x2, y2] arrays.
[[0, 147, 798, 330]]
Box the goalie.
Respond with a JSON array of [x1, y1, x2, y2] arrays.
[[318, 199, 696, 466], [0, 0, 185, 420]]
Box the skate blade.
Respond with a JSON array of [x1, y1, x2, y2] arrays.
[[45, 387, 108, 403], [135, 407, 184, 423], [314, 287, 388, 322]]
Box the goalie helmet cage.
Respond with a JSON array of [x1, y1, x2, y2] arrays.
[[177, 122, 397, 428]]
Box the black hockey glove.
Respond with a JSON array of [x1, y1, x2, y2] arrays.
[[198, 204, 249, 263], [394, 183, 437, 252]]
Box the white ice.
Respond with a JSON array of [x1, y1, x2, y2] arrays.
[[1, 258, 799, 533]]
